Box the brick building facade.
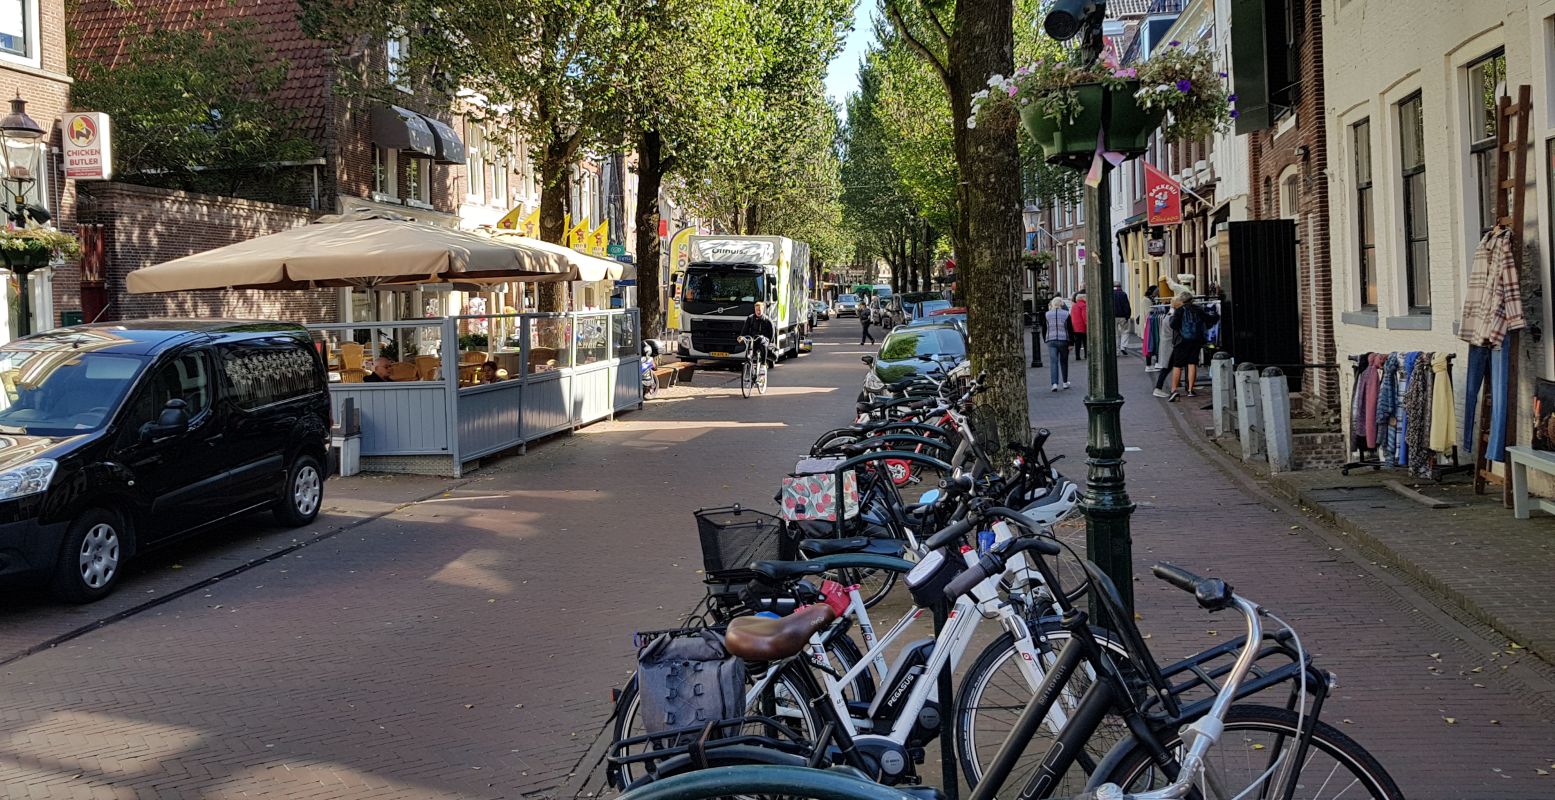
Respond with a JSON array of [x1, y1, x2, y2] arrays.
[[1243, 0, 1335, 414]]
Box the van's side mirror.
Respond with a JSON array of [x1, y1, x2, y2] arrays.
[[141, 398, 190, 442], [861, 355, 875, 366]]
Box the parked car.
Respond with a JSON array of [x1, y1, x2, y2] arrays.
[[0, 320, 331, 602], [928, 306, 967, 328], [811, 300, 831, 321], [833, 294, 861, 317], [897, 291, 943, 320], [859, 322, 968, 399]]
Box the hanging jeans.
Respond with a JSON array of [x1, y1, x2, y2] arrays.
[[1463, 343, 1511, 462], [1048, 341, 1070, 385]]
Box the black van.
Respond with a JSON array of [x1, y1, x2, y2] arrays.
[[0, 320, 330, 602]]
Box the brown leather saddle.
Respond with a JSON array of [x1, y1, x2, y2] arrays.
[[724, 604, 837, 661]]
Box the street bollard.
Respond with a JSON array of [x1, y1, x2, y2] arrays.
[[1234, 364, 1265, 462], [1260, 367, 1294, 472], [1029, 320, 1043, 368], [1210, 353, 1234, 437]]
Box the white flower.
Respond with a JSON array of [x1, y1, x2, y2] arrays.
[[966, 116, 978, 129], [989, 73, 1005, 85], [972, 88, 990, 101]]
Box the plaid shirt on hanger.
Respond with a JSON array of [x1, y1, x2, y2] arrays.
[[1459, 227, 1526, 348]]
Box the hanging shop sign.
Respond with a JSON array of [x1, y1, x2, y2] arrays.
[[1144, 162, 1182, 226], [1146, 238, 1167, 256], [64, 112, 113, 181]]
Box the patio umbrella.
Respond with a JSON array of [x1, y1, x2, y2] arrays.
[[125, 209, 573, 294], [480, 230, 625, 282]]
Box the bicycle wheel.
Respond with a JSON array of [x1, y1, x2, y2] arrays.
[[1101, 704, 1405, 800], [618, 764, 909, 800], [827, 563, 899, 610], [612, 662, 820, 788], [955, 625, 1134, 797], [741, 361, 754, 398], [757, 363, 769, 394]]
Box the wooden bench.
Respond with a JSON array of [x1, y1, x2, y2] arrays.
[[651, 357, 695, 388], [1506, 446, 1555, 519]]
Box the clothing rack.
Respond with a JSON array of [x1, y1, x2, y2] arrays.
[[1472, 85, 1532, 506], [1342, 352, 1466, 481]]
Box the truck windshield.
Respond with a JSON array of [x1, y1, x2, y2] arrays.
[[683, 268, 765, 313], [0, 350, 146, 435]]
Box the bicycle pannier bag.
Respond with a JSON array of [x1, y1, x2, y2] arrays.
[[780, 456, 860, 522], [637, 629, 747, 743]]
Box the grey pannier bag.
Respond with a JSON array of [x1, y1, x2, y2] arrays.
[[636, 629, 747, 743]]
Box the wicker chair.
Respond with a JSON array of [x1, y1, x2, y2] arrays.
[[388, 362, 420, 381]]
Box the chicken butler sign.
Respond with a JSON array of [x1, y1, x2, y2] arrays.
[[64, 112, 113, 181], [1143, 162, 1182, 226]]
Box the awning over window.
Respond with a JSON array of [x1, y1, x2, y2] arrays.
[[422, 115, 465, 165], [372, 105, 437, 159]]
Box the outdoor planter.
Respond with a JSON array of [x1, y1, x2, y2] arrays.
[[0, 247, 54, 271], [1020, 81, 1164, 169]]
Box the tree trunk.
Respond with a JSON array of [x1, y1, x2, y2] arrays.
[[538, 139, 572, 312], [909, 221, 921, 292], [635, 130, 667, 340], [952, 0, 1029, 455]]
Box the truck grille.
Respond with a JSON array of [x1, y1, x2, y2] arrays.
[[690, 319, 745, 354]]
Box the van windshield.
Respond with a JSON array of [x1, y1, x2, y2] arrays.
[[0, 350, 147, 435]]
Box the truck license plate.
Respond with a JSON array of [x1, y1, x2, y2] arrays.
[[711, 351, 730, 357]]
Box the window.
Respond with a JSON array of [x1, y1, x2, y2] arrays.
[[1468, 51, 1507, 236], [407, 157, 430, 204], [0, 0, 38, 65], [491, 134, 510, 208], [386, 29, 409, 91], [220, 343, 317, 410], [1353, 119, 1377, 309], [1279, 167, 1300, 220], [465, 121, 486, 202], [118, 352, 212, 447], [1398, 94, 1431, 313], [373, 146, 398, 197]]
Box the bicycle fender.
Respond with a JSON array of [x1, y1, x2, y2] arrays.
[[808, 553, 915, 574]]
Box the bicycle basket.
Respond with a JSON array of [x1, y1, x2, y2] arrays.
[[695, 505, 794, 580], [778, 456, 860, 522]]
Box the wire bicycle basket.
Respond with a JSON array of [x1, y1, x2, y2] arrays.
[[695, 505, 795, 582]]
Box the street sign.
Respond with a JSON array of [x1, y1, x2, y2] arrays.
[[1076, 243, 1087, 263], [64, 112, 113, 181], [1146, 238, 1166, 256], [1144, 162, 1183, 226], [607, 243, 626, 256]]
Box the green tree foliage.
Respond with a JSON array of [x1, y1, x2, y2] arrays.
[[69, 19, 318, 198]]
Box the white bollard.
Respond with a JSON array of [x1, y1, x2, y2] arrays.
[[1235, 365, 1264, 462], [1260, 367, 1294, 473], [1210, 353, 1234, 437]]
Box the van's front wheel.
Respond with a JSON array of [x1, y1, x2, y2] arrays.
[[273, 454, 324, 527], [50, 508, 125, 603]]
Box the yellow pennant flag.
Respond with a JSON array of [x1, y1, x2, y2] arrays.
[[520, 208, 540, 237], [590, 221, 609, 256], [567, 217, 589, 249], [495, 206, 524, 230]]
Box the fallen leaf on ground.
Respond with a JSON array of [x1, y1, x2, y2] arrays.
[[1444, 717, 1456, 724]]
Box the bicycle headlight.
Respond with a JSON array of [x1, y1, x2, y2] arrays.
[[0, 458, 56, 501], [863, 370, 884, 392]]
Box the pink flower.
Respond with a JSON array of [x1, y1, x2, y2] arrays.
[[1113, 67, 1136, 78], [1007, 85, 1018, 97]]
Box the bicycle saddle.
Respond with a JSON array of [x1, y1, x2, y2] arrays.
[[797, 536, 905, 557], [725, 603, 837, 661], [750, 560, 828, 583]]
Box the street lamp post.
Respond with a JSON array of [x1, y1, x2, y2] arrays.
[[1045, 0, 1137, 614], [0, 93, 51, 338]]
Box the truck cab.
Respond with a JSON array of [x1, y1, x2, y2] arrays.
[[676, 236, 810, 363]]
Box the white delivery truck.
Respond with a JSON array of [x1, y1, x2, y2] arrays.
[[675, 235, 811, 363]]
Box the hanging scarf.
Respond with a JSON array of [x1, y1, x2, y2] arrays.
[[1375, 352, 1401, 460], [1396, 352, 1420, 466], [1429, 352, 1456, 452], [1404, 353, 1434, 477]]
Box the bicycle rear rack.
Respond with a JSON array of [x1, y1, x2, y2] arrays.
[[606, 714, 818, 789], [1143, 629, 1331, 725]]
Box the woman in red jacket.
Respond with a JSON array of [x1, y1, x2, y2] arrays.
[[1069, 292, 1088, 360]]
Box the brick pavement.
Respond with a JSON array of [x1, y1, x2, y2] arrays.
[[0, 333, 1550, 798], [1035, 351, 1555, 797], [0, 323, 870, 799]]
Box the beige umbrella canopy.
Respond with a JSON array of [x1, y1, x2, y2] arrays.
[[125, 210, 574, 294], [482, 230, 626, 282]]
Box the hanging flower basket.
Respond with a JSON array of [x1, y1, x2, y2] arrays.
[[0, 227, 79, 273], [971, 42, 1234, 173], [1019, 81, 1164, 169]]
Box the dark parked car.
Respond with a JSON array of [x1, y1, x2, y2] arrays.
[[859, 322, 968, 399], [0, 320, 330, 602]]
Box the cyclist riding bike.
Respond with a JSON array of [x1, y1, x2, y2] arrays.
[[741, 301, 778, 368]]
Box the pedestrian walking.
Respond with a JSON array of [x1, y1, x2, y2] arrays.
[[1113, 282, 1133, 355], [1152, 291, 1218, 401], [1069, 292, 1088, 360], [1044, 297, 1071, 391], [859, 299, 876, 345]]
